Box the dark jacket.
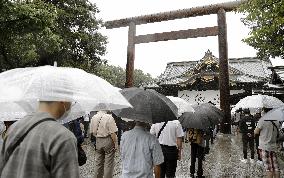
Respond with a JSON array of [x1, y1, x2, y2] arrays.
[[69, 119, 84, 144], [239, 114, 256, 136]]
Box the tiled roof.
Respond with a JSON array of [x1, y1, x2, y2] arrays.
[[140, 81, 160, 88], [275, 68, 284, 81], [229, 57, 271, 79], [159, 76, 188, 85], [159, 61, 198, 80], [230, 75, 261, 83], [156, 50, 272, 86]]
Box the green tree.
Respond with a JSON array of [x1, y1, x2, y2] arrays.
[[41, 0, 107, 68], [0, 0, 106, 70], [96, 63, 126, 88], [0, 0, 60, 70], [239, 0, 284, 58], [133, 69, 153, 87], [95, 63, 154, 88]]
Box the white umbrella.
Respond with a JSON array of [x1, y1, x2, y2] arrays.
[[0, 101, 89, 124], [0, 66, 132, 123], [260, 107, 284, 122], [232, 94, 284, 113], [167, 96, 195, 116], [0, 102, 35, 121]]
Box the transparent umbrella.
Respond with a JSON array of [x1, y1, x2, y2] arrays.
[[167, 96, 195, 116], [0, 102, 35, 121], [260, 107, 284, 122], [232, 94, 284, 112], [0, 66, 132, 123]]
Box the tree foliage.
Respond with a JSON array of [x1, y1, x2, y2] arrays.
[[239, 0, 284, 58], [95, 64, 154, 88], [0, 0, 106, 70]]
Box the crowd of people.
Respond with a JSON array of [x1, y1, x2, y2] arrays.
[[0, 101, 283, 178]]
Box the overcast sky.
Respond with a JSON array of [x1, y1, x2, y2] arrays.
[[93, 0, 284, 77]]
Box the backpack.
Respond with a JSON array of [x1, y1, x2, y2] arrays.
[[188, 128, 203, 144]]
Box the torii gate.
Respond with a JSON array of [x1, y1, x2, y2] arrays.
[[105, 1, 246, 134]]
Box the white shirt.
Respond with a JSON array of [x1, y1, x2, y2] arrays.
[[90, 111, 118, 137], [150, 120, 184, 146]]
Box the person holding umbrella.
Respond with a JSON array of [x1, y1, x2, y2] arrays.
[[255, 107, 284, 178], [0, 66, 132, 178], [188, 128, 206, 178], [150, 120, 184, 178], [121, 121, 164, 178], [178, 111, 213, 178], [253, 111, 262, 165], [114, 88, 179, 178], [90, 110, 118, 178], [0, 101, 79, 178], [239, 108, 256, 163]]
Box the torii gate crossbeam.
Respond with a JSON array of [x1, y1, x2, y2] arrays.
[[105, 0, 247, 134]]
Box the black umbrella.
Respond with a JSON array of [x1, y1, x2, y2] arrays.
[[179, 111, 213, 130], [113, 88, 178, 124], [192, 103, 224, 124]]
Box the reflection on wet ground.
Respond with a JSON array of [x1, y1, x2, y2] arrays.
[[80, 133, 284, 178]]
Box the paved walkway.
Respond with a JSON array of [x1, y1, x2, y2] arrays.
[[80, 134, 284, 178]]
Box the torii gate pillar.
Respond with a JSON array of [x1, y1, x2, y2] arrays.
[[218, 9, 231, 133]]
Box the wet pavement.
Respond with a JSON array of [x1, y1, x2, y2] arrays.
[[80, 133, 284, 178]]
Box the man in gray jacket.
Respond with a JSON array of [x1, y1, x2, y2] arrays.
[[0, 101, 79, 178]]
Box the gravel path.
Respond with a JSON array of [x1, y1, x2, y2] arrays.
[[80, 133, 284, 178]]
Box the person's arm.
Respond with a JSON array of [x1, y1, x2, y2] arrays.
[[108, 115, 119, 150], [176, 121, 184, 160], [52, 137, 80, 178], [177, 137, 183, 160], [254, 120, 262, 136], [110, 132, 118, 150], [152, 137, 164, 178], [150, 124, 156, 136], [254, 127, 260, 136], [154, 165, 161, 178]]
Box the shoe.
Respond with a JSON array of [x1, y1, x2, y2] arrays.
[[250, 158, 255, 163], [256, 160, 263, 166], [240, 159, 248, 163]]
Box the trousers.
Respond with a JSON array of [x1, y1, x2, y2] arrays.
[[190, 143, 204, 177], [242, 135, 255, 159], [160, 145, 178, 178], [94, 136, 115, 178]]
